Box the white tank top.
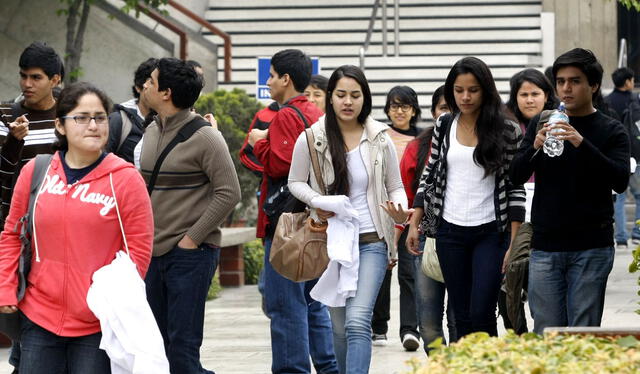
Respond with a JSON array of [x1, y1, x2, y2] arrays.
[[347, 147, 376, 233], [442, 116, 495, 226]]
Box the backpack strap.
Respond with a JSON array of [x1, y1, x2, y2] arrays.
[[116, 109, 134, 153], [282, 104, 310, 128], [15, 153, 52, 301], [147, 117, 210, 195]]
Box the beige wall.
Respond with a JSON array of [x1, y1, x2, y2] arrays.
[[543, 0, 618, 89]]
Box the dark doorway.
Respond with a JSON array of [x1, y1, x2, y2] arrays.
[[618, 4, 640, 84]]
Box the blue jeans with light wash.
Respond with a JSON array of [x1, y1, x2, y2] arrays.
[[614, 169, 640, 243], [146, 243, 219, 374], [329, 240, 388, 374], [413, 235, 456, 354], [528, 246, 614, 335], [18, 313, 110, 374], [263, 237, 338, 374]]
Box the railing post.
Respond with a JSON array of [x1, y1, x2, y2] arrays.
[[619, 38, 628, 68], [394, 0, 399, 57], [382, 0, 388, 57]]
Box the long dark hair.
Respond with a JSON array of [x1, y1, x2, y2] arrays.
[[506, 68, 558, 124], [411, 85, 446, 192], [324, 65, 372, 195], [444, 57, 506, 176]]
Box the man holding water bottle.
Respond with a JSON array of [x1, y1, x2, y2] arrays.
[[509, 48, 630, 334]]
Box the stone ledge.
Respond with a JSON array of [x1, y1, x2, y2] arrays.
[[220, 227, 257, 247]]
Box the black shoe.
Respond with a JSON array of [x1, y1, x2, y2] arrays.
[[616, 241, 628, 248], [402, 334, 420, 351]]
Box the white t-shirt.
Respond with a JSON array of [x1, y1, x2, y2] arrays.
[[442, 116, 495, 226], [347, 147, 376, 233]]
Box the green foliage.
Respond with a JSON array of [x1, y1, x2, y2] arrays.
[[207, 271, 222, 301], [243, 239, 265, 285], [409, 331, 640, 374], [630, 229, 640, 314], [618, 0, 640, 11], [194, 89, 264, 222]]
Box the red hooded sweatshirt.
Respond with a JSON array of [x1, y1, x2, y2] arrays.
[[0, 152, 153, 337]]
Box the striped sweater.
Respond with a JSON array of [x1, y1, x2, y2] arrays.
[[0, 101, 57, 225], [413, 113, 526, 232]]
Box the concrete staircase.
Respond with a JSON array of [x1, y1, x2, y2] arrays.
[[204, 0, 544, 123]]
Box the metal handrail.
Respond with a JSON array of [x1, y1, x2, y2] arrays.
[[167, 0, 232, 82], [619, 38, 628, 68], [136, 3, 188, 60], [393, 0, 399, 57], [359, 0, 382, 70]]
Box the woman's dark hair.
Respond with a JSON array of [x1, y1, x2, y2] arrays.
[[384, 85, 422, 127], [410, 85, 447, 192], [444, 56, 507, 176], [506, 68, 559, 124], [430, 85, 446, 116], [308, 74, 329, 92], [54, 82, 112, 151], [325, 65, 372, 195]]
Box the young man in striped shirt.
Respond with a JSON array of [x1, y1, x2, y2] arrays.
[[0, 41, 63, 226]]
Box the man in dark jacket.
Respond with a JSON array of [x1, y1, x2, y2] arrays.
[[606, 67, 640, 247], [106, 58, 157, 164], [509, 48, 630, 334]]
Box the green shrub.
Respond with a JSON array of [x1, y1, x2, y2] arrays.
[[207, 271, 222, 301], [408, 331, 640, 374], [243, 239, 264, 285], [630, 231, 640, 314], [194, 89, 263, 224]]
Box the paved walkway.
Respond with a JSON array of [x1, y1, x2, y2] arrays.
[[0, 246, 638, 373]]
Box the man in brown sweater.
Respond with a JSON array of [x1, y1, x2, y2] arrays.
[[140, 58, 241, 374], [0, 41, 63, 226]]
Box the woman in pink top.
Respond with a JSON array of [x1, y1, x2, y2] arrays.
[[0, 82, 153, 373]]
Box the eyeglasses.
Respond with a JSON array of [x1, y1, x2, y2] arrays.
[[389, 104, 413, 112], [62, 114, 108, 125]]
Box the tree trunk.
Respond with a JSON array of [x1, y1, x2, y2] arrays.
[[64, 0, 91, 85]]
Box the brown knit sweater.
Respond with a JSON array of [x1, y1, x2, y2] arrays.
[[139, 109, 241, 256]]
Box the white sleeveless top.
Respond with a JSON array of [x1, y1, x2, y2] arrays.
[[347, 147, 376, 233], [442, 116, 495, 226]]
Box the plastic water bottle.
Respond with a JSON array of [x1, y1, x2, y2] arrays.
[[543, 102, 569, 157]]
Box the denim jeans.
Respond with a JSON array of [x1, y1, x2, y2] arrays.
[[528, 246, 614, 335], [146, 243, 219, 374], [371, 228, 419, 339], [614, 169, 640, 243], [329, 240, 388, 374], [413, 235, 456, 354], [18, 313, 110, 374], [435, 220, 508, 340], [263, 238, 338, 374]]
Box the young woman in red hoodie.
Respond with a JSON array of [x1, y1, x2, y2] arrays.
[[0, 82, 153, 373]]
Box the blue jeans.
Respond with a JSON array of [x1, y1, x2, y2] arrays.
[[435, 220, 508, 340], [329, 241, 388, 374], [413, 235, 456, 354], [614, 169, 640, 243], [19, 313, 110, 374], [528, 246, 614, 334], [146, 243, 219, 374], [263, 238, 338, 374]]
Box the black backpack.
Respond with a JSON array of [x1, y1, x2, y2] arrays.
[[621, 98, 640, 161]]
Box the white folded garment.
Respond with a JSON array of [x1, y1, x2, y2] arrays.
[[310, 195, 360, 307]]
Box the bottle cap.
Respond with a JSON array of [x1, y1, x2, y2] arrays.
[[559, 102, 565, 111]]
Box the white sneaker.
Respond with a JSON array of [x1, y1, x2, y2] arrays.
[[402, 334, 420, 351], [372, 333, 387, 346]]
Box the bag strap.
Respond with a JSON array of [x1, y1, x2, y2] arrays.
[[116, 109, 133, 152], [147, 117, 210, 195], [109, 173, 129, 256], [282, 104, 310, 128], [305, 129, 326, 195], [26, 154, 53, 238]]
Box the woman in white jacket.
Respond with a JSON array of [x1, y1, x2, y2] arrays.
[[288, 65, 409, 374]]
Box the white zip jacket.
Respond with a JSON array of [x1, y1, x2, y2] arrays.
[[288, 116, 407, 259]]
